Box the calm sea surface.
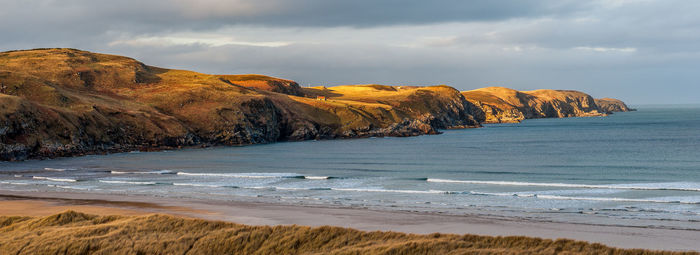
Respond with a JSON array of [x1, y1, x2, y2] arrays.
[[2, 106, 699, 229]]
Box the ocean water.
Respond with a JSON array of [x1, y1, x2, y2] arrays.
[[1, 106, 699, 229]]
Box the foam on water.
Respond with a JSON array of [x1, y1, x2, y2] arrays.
[[111, 170, 175, 175], [99, 180, 158, 185], [0, 181, 30, 185], [173, 183, 238, 188], [331, 188, 449, 194], [466, 191, 700, 204], [32, 176, 78, 182], [44, 167, 76, 171], [176, 172, 303, 179], [427, 179, 700, 192], [47, 184, 90, 190], [305, 176, 331, 180]]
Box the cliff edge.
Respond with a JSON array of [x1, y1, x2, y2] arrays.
[[595, 98, 636, 113], [0, 48, 482, 160], [462, 87, 631, 123]]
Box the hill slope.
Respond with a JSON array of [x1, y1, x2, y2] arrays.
[[0, 48, 482, 160], [0, 211, 686, 255], [462, 87, 630, 123], [595, 98, 636, 113]]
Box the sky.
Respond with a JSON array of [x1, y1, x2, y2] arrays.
[[1, 0, 699, 104]]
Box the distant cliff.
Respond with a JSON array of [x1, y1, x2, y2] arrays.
[[0, 48, 482, 160], [462, 87, 631, 123], [595, 98, 635, 113]]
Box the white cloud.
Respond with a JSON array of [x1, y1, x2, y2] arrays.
[[420, 36, 459, 47], [109, 36, 291, 48], [171, 0, 282, 19], [573, 46, 637, 53]]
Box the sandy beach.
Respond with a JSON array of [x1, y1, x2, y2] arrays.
[[0, 190, 697, 252]]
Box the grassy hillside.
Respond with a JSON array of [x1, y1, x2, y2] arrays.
[[0, 48, 482, 160], [302, 84, 483, 130], [595, 98, 635, 113], [461, 87, 624, 123], [0, 211, 690, 255]]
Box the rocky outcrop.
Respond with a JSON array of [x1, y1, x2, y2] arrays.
[[595, 98, 635, 113], [460, 88, 525, 123], [0, 48, 482, 161], [462, 87, 620, 124]]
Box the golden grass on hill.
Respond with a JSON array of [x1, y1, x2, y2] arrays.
[[595, 98, 634, 112], [301, 84, 475, 121], [460, 86, 607, 123], [0, 211, 692, 255], [2, 48, 629, 160], [1, 48, 483, 160]]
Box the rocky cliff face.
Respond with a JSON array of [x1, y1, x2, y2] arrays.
[[462, 87, 624, 124], [459, 89, 525, 123], [595, 98, 635, 113], [0, 49, 482, 160]]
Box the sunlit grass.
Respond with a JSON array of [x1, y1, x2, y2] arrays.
[[0, 211, 690, 255]]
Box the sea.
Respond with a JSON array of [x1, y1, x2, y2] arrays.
[[1, 105, 699, 230]]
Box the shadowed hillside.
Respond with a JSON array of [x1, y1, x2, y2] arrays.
[[0, 48, 482, 161], [462, 87, 631, 123], [0, 211, 691, 255]]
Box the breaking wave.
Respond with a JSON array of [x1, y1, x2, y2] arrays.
[[426, 179, 700, 192]]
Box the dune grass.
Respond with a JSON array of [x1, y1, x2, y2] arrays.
[[0, 211, 693, 255]]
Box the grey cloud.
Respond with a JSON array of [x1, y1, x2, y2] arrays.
[[0, 0, 586, 51], [0, 0, 586, 34], [103, 41, 700, 105]]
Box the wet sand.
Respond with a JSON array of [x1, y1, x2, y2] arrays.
[[0, 190, 698, 252]]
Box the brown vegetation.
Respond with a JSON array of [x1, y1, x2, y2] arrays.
[[0, 48, 481, 161], [0, 211, 691, 255], [461, 87, 629, 123], [0, 48, 632, 160], [595, 98, 635, 113]]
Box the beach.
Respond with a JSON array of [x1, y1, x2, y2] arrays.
[[1, 190, 698, 252], [2, 1, 700, 253]]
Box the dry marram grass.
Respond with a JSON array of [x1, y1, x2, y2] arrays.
[[0, 211, 693, 255]]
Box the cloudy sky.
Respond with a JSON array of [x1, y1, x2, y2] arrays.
[[2, 0, 699, 104]]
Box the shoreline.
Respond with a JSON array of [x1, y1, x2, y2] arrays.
[[0, 112, 627, 162], [0, 112, 615, 162], [0, 125, 477, 162], [1, 190, 698, 252]]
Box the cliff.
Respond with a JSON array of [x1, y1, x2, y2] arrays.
[[595, 98, 635, 113], [462, 87, 630, 123], [0, 48, 482, 161]]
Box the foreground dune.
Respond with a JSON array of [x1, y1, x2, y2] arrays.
[[0, 211, 691, 255]]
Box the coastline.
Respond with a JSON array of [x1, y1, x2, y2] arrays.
[[1, 48, 637, 162], [1, 190, 698, 252]]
